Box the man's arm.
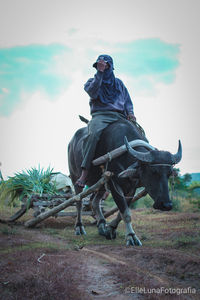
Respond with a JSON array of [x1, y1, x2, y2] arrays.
[[84, 59, 107, 99], [84, 71, 103, 99], [123, 85, 136, 121]]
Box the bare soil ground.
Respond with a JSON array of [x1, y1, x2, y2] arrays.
[[0, 208, 200, 300]]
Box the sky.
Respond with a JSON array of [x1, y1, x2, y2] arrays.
[[0, 0, 199, 178]]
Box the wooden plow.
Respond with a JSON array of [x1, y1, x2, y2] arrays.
[[0, 140, 151, 227], [0, 171, 147, 228]]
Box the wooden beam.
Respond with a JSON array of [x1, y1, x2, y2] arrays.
[[56, 211, 94, 217], [104, 189, 147, 218], [0, 199, 33, 224]]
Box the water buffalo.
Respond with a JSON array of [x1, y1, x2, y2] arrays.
[[68, 119, 182, 246]]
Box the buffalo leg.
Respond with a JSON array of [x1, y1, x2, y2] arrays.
[[108, 190, 135, 231], [108, 211, 121, 228], [74, 185, 86, 235], [105, 211, 121, 240], [92, 190, 108, 237], [109, 180, 142, 246], [122, 208, 142, 246], [124, 190, 142, 246], [124, 189, 142, 245]]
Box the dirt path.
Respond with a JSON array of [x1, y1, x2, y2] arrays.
[[0, 228, 133, 299], [81, 253, 128, 299], [28, 230, 135, 299], [17, 229, 167, 298], [80, 245, 199, 300], [0, 211, 200, 299]]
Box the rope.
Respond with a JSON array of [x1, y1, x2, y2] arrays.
[[107, 152, 112, 162], [110, 177, 134, 199], [130, 120, 146, 138], [170, 171, 175, 202]]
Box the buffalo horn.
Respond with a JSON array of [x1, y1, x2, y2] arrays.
[[124, 136, 154, 163], [92, 139, 155, 166], [172, 140, 182, 164]]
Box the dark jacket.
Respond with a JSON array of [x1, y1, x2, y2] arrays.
[[84, 71, 134, 116]]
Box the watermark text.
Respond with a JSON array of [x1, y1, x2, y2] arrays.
[[124, 286, 197, 296]]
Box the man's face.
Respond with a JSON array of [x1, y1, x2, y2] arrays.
[[98, 59, 109, 68], [97, 59, 109, 72]]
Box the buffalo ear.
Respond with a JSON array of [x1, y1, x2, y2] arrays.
[[118, 168, 138, 178]]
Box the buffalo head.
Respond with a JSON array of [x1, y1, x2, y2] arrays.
[[119, 137, 182, 211]]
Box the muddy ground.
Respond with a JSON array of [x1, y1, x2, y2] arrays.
[[0, 208, 200, 300]]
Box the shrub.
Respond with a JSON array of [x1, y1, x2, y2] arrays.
[[0, 166, 57, 207], [171, 197, 181, 211], [130, 194, 153, 209]]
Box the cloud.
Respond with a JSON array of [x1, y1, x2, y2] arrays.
[[0, 38, 180, 116], [113, 38, 180, 95], [81, 38, 180, 96], [0, 44, 72, 116]]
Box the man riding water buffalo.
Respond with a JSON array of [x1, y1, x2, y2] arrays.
[[68, 54, 182, 245], [76, 54, 136, 188]]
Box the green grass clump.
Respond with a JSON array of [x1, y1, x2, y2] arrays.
[[0, 166, 57, 207], [57, 224, 125, 248], [0, 225, 18, 235], [174, 235, 200, 249]]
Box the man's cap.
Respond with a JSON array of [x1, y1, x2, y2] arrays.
[[93, 54, 114, 70]]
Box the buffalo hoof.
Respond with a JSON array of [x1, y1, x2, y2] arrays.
[[133, 234, 142, 246], [75, 225, 87, 235], [126, 234, 142, 247], [98, 222, 108, 237], [105, 225, 117, 240]]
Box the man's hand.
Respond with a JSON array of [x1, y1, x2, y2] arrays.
[[97, 59, 108, 72], [127, 114, 136, 122]]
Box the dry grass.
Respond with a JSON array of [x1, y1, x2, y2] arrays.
[[0, 245, 90, 300], [0, 203, 200, 299]]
